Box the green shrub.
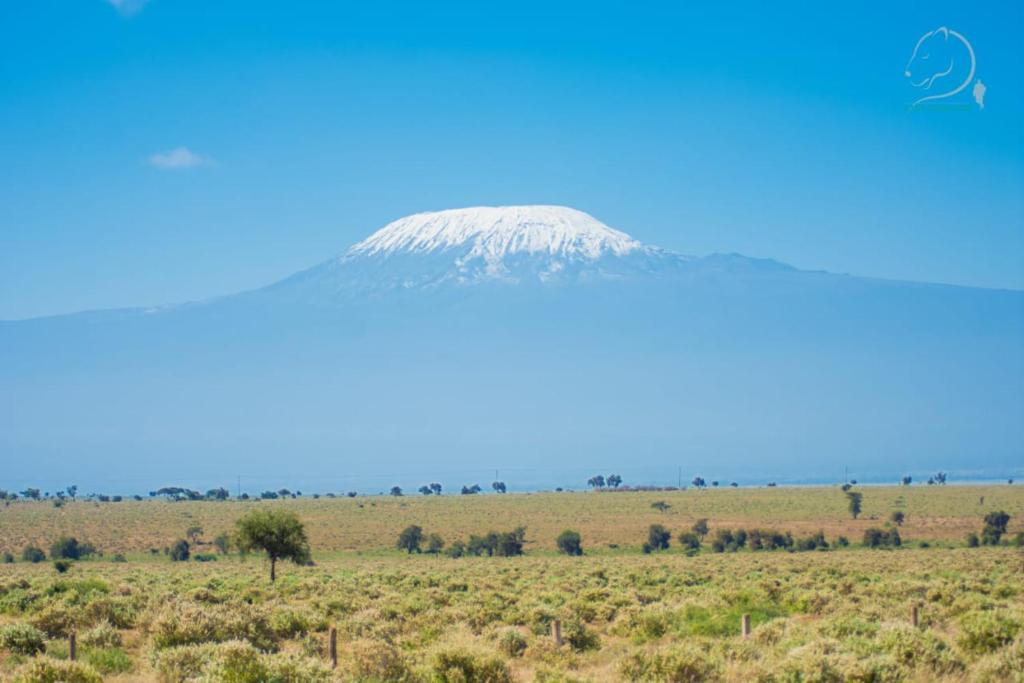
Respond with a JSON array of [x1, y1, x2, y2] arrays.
[[556, 530, 583, 556], [169, 540, 190, 562], [80, 621, 122, 649], [84, 648, 133, 675], [862, 528, 901, 548], [13, 658, 102, 683], [0, 622, 46, 656], [21, 546, 45, 563], [53, 560, 72, 574], [431, 646, 512, 683], [496, 628, 527, 657], [339, 639, 417, 682], [49, 537, 82, 560], [966, 532, 980, 548], [2, 552, 14, 563], [958, 611, 1022, 654], [619, 645, 720, 682], [564, 620, 600, 652]]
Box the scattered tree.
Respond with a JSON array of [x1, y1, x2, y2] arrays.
[[607, 474, 622, 489], [213, 534, 230, 555], [691, 477, 706, 489], [49, 537, 82, 560], [677, 531, 701, 551], [418, 485, 433, 496], [21, 546, 45, 563], [492, 481, 507, 494], [234, 509, 311, 582], [646, 524, 671, 552], [890, 511, 905, 527], [397, 525, 424, 554], [587, 475, 606, 489], [556, 530, 583, 556], [66, 485, 77, 500], [862, 528, 900, 548], [845, 491, 863, 520], [425, 533, 445, 555], [429, 483, 442, 495], [691, 518, 709, 539], [982, 510, 1010, 545], [389, 486, 403, 497], [169, 540, 190, 562], [901, 476, 912, 486], [20, 488, 41, 501], [461, 484, 482, 495]]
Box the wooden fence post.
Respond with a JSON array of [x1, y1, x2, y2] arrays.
[[69, 632, 77, 661], [551, 619, 563, 646], [741, 614, 751, 638], [329, 627, 337, 669], [911, 606, 919, 628]]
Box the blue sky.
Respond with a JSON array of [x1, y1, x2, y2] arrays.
[[1, 1, 1022, 320]]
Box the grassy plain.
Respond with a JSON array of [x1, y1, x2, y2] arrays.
[[1, 485, 1021, 556], [0, 486, 1022, 681]]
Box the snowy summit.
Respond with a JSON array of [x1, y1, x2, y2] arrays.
[[273, 205, 685, 295], [348, 205, 644, 260]]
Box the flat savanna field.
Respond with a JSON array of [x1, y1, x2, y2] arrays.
[[1, 486, 1023, 682]]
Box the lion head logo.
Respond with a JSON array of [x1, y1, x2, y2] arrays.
[[905, 27, 977, 107]]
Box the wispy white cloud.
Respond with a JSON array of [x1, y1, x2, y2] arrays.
[[148, 147, 212, 170], [106, 0, 150, 16]]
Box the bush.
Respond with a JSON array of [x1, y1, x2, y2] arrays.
[[496, 628, 527, 657], [863, 528, 901, 548], [431, 647, 513, 683], [966, 532, 980, 547], [0, 622, 46, 656], [12, 658, 102, 683], [339, 640, 417, 682], [2, 551, 14, 563], [22, 546, 45, 563], [80, 621, 122, 649], [981, 510, 1010, 545], [619, 645, 719, 682], [556, 530, 583, 556], [564, 620, 600, 652], [677, 532, 701, 551], [49, 537, 81, 560], [647, 525, 671, 551], [397, 525, 424, 553], [958, 611, 1022, 654], [53, 560, 72, 574], [169, 540, 190, 562], [84, 648, 133, 675]]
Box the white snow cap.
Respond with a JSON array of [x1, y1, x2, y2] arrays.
[[349, 205, 643, 260]]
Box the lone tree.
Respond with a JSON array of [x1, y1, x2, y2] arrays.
[[556, 530, 583, 556], [691, 476, 706, 489], [492, 481, 507, 493], [607, 474, 622, 489], [397, 525, 424, 553], [646, 524, 671, 552], [234, 509, 310, 582], [429, 483, 442, 495], [389, 486, 403, 497], [587, 475, 606, 489], [169, 539, 190, 562], [982, 510, 1010, 545], [845, 491, 863, 520]]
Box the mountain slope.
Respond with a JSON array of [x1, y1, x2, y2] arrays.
[[1, 206, 1022, 492]]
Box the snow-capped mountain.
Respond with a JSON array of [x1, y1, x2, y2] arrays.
[[2, 206, 1022, 491], [266, 205, 691, 298]]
